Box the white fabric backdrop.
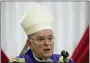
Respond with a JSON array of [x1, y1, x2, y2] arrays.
[[1, 2, 89, 59]]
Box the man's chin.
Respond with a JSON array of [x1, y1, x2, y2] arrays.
[[43, 53, 53, 59]]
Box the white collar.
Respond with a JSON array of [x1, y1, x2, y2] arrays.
[[32, 52, 53, 62]]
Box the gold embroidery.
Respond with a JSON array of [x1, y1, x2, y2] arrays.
[[9, 57, 25, 63]]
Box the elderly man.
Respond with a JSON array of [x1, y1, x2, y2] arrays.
[[9, 3, 74, 63]]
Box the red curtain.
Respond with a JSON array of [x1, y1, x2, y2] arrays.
[[72, 26, 89, 63], [1, 49, 9, 63]]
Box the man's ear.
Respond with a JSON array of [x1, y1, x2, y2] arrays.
[[26, 39, 31, 47]]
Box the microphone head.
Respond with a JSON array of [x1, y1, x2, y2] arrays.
[[61, 50, 69, 59]]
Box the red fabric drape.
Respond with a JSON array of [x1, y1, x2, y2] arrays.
[[72, 26, 89, 63], [1, 49, 9, 63]]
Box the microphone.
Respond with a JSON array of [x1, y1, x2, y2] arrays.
[[61, 50, 69, 59], [59, 50, 70, 63]]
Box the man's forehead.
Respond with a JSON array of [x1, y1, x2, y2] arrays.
[[31, 29, 53, 37]]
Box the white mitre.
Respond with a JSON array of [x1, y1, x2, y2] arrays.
[[21, 3, 53, 35]]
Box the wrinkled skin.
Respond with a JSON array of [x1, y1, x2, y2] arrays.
[[27, 29, 54, 59]]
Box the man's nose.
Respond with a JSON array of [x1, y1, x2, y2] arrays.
[[44, 38, 50, 46]]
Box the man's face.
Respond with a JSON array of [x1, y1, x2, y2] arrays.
[[28, 29, 54, 59]]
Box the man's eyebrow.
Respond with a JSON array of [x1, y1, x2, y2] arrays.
[[49, 35, 53, 37], [37, 36, 44, 38], [37, 34, 53, 37]]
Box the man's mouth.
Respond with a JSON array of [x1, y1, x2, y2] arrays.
[[44, 49, 51, 51]]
